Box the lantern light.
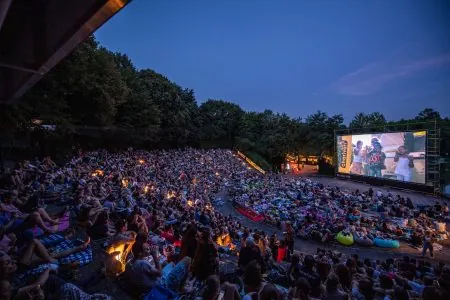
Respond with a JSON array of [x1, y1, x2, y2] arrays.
[[91, 169, 104, 177]]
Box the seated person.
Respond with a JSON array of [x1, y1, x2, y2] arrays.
[[243, 260, 279, 299], [124, 241, 191, 297], [85, 211, 114, 240], [161, 224, 176, 243], [238, 239, 265, 273], [127, 211, 148, 236], [288, 253, 302, 285], [1, 232, 90, 270], [1, 192, 63, 235], [0, 253, 54, 300]]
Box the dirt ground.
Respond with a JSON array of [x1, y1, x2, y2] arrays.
[[309, 175, 445, 206]]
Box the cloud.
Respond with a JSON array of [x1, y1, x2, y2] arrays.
[[330, 53, 450, 96]]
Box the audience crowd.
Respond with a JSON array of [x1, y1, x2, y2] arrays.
[[0, 148, 448, 300], [232, 175, 448, 250]]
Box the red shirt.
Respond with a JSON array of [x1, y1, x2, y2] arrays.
[[161, 230, 175, 243], [277, 246, 287, 262]]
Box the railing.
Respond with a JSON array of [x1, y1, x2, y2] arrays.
[[236, 151, 266, 174]]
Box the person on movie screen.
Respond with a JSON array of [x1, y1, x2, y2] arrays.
[[394, 145, 414, 182], [366, 138, 386, 178], [350, 140, 364, 175]]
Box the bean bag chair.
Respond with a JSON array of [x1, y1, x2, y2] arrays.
[[354, 236, 374, 247], [373, 238, 400, 248], [336, 231, 354, 246]]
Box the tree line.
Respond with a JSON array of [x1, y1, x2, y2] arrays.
[[0, 37, 449, 172]]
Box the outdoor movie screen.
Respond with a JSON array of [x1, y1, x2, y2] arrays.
[[336, 131, 427, 184]]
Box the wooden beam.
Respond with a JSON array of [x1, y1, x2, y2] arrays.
[[2, 0, 132, 104]]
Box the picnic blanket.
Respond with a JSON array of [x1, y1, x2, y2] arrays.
[[236, 207, 264, 222], [24, 212, 70, 239], [17, 238, 93, 281]]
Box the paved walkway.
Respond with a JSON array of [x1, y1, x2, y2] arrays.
[[310, 176, 447, 206]]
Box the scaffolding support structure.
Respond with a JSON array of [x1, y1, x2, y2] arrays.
[[426, 119, 441, 195]]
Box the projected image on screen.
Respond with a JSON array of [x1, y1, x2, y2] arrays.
[[337, 131, 426, 184]]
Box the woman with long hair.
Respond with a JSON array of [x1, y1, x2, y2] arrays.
[[180, 223, 197, 259], [191, 228, 218, 281]]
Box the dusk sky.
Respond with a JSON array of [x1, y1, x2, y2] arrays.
[[96, 0, 450, 123]]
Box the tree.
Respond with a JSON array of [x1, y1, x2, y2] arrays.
[[198, 99, 244, 147], [136, 70, 199, 148], [349, 112, 386, 128], [238, 110, 306, 170], [306, 111, 345, 155], [22, 36, 129, 127], [415, 108, 441, 121], [113, 55, 161, 144]]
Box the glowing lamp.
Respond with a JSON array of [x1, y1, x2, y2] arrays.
[[144, 185, 149, 193], [91, 169, 104, 177], [187, 200, 194, 207], [105, 232, 136, 275], [138, 159, 145, 164], [215, 172, 220, 176], [121, 179, 129, 188]]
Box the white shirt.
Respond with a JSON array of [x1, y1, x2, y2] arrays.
[[395, 157, 411, 177], [353, 148, 363, 163]]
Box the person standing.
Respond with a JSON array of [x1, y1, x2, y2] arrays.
[[285, 223, 295, 261], [394, 146, 414, 182], [422, 231, 435, 258], [366, 138, 386, 178], [350, 141, 364, 175]]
